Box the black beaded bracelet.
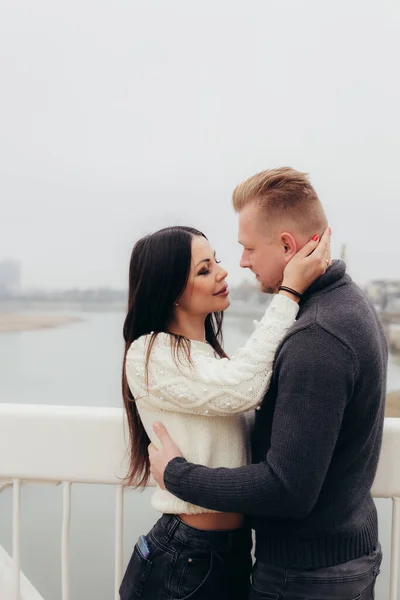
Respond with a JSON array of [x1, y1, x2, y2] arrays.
[[278, 286, 302, 299]]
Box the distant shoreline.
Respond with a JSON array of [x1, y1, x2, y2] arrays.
[[0, 313, 83, 333], [385, 390, 400, 418], [389, 327, 400, 355], [1, 311, 400, 417]]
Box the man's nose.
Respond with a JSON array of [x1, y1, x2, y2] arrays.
[[240, 253, 251, 269]]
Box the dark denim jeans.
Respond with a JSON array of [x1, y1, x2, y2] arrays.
[[120, 514, 252, 600], [248, 544, 382, 600]]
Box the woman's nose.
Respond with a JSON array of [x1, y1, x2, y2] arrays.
[[216, 265, 228, 281]]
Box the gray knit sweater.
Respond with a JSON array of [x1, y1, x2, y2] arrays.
[[164, 261, 388, 569]]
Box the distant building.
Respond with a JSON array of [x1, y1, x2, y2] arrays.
[[0, 259, 21, 297], [365, 279, 400, 312]]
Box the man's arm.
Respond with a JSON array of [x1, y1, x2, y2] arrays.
[[163, 325, 356, 517]]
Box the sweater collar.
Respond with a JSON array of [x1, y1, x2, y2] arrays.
[[300, 260, 349, 305]]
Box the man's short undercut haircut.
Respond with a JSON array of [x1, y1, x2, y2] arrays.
[[232, 166, 327, 236]]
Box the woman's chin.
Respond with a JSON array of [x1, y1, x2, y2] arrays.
[[219, 298, 231, 311], [209, 297, 230, 313]]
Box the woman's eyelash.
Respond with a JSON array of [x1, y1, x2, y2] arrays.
[[198, 258, 221, 275]]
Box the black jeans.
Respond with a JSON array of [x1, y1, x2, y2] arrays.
[[248, 544, 382, 600], [120, 514, 252, 600]]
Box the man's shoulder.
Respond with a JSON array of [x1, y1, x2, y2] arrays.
[[280, 277, 383, 358]]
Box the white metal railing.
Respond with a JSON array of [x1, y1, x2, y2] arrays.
[[0, 404, 132, 600], [1, 404, 400, 600]]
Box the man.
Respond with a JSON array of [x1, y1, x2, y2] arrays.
[[149, 167, 387, 599]]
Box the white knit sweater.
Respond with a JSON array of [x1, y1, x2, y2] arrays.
[[126, 294, 299, 514]]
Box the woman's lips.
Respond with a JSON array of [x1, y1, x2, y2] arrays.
[[214, 285, 229, 297]]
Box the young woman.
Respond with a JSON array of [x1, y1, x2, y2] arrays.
[[120, 226, 330, 600]]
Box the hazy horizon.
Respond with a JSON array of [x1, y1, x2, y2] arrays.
[[1, 1, 399, 291]]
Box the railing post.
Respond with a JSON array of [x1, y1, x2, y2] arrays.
[[114, 485, 124, 600], [61, 482, 71, 600], [390, 497, 400, 600], [12, 479, 21, 600]]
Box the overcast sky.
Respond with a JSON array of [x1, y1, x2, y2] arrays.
[[0, 0, 399, 290]]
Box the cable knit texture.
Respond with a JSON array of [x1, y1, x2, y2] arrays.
[[164, 261, 387, 568], [126, 293, 298, 514]]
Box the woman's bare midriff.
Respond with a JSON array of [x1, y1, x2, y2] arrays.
[[178, 512, 244, 531]]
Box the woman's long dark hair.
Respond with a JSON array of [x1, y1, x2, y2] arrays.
[[122, 226, 226, 488]]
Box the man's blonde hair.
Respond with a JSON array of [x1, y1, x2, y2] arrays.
[[232, 167, 327, 236]]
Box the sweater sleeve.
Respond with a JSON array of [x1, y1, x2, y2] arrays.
[[163, 325, 356, 516], [125, 294, 298, 416]]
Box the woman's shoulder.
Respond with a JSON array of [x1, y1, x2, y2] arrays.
[[126, 332, 174, 358], [126, 333, 216, 366]]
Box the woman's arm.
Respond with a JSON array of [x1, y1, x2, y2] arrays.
[[126, 293, 298, 416]]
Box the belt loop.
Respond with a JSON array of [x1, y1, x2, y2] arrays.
[[164, 515, 180, 542]]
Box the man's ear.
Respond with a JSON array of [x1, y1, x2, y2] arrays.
[[280, 232, 297, 263]]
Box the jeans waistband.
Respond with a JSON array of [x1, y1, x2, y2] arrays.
[[157, 514, 250, 552]]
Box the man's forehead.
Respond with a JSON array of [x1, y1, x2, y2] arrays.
[[238, 207, 270, 238], [238, 202, 260, 222], [238, 208, 257, 235]]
